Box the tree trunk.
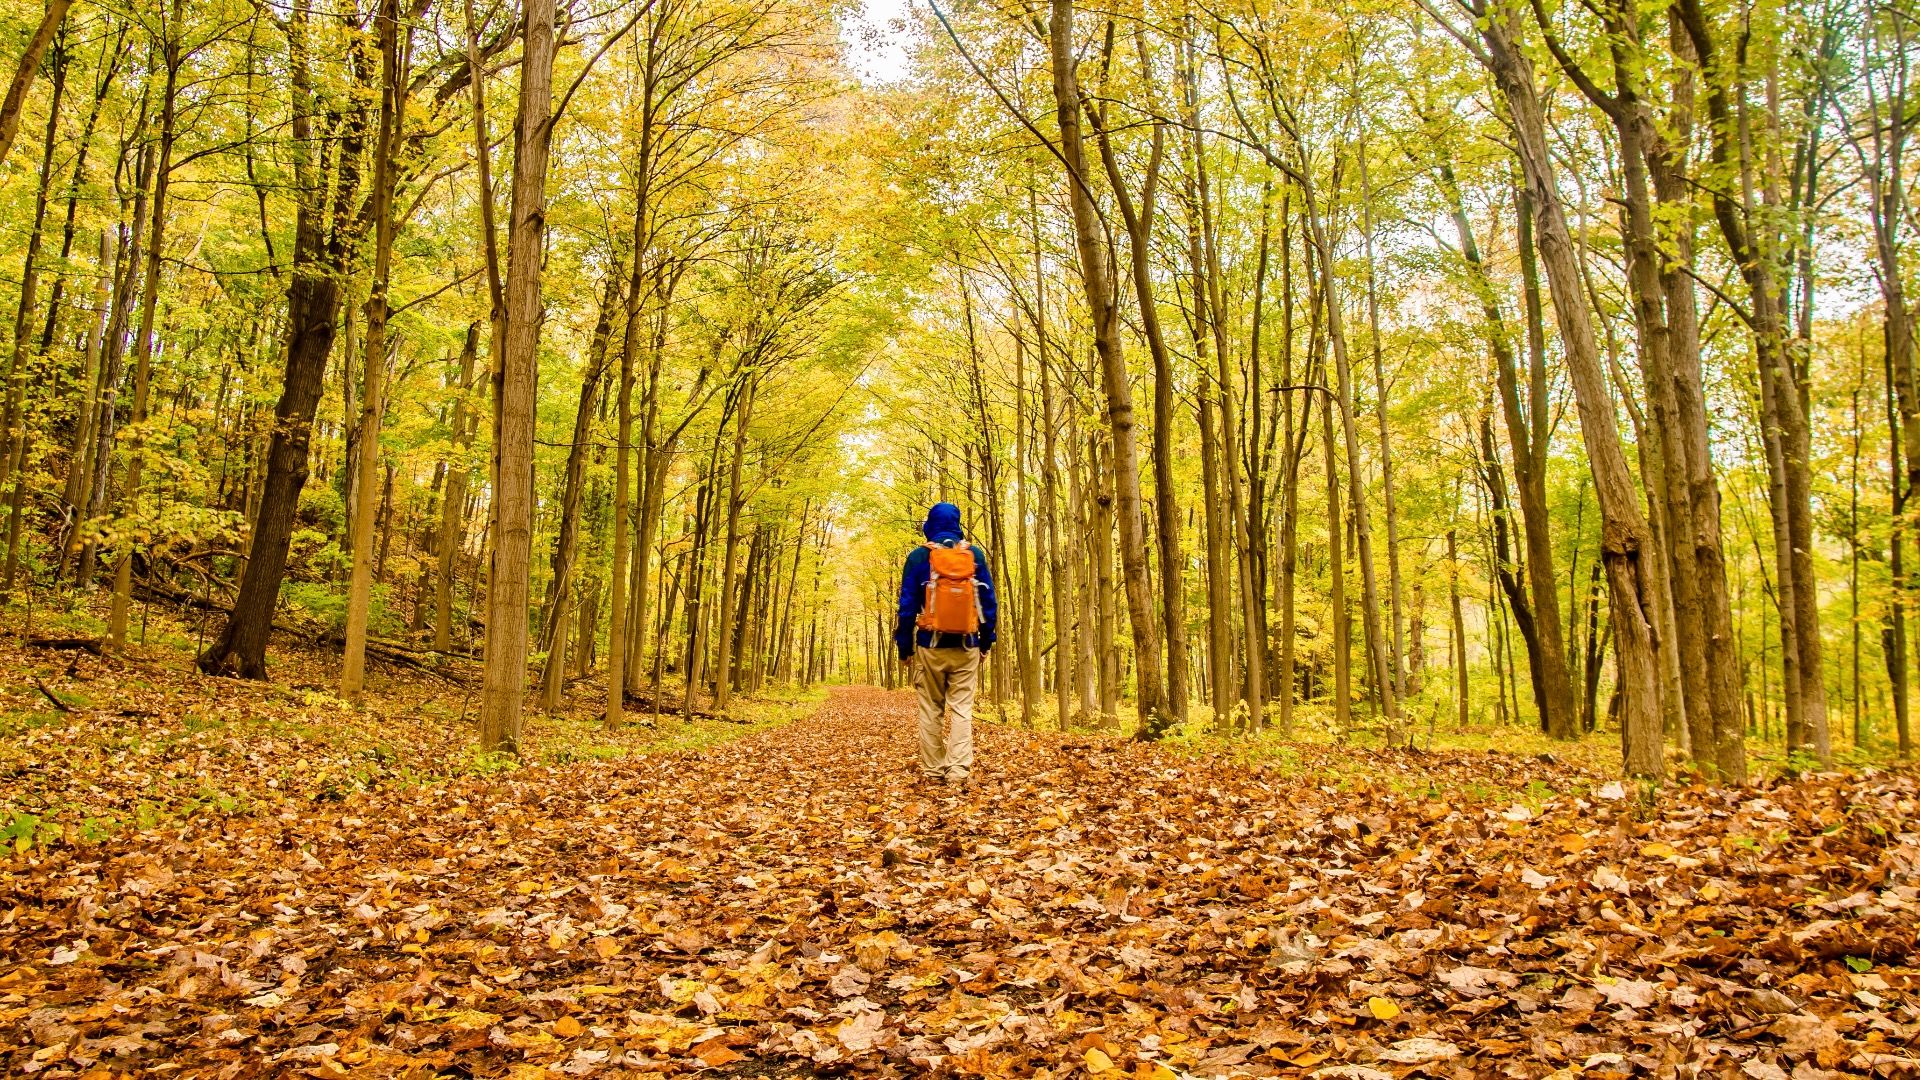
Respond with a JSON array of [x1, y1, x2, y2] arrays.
[[342, 0, 405, 699], [1469, 0, 1664, 777], [0, 0, 74, 172], [1357, 144, 1407, 709], [476, 0, 558, 753], [1448, 526, 1469, 730], [109, 5, 182, 646], [199, 1, 366, 678], [539, 276, 617, 711], [435, 325, 479, 652], [712, 375, 754, 713], [1304, 187, 1396, 741], [1, 47, 64, 589], [1437, 165, 1579, 737], [1047, 0, 1167, 732]]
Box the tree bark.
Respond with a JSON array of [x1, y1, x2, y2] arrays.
[[110, 2, 184, 646], [1462, 0, 1665, 777], [0, 0, 74, 172], [1047, 0, 1167, 733], [342, 0, 405, 699], [200, 0, 367, 679], [435, 325, 479, 652], [1, 46, 65, 589], [476, 0, 558, 753], [539, 276, 617, 711]]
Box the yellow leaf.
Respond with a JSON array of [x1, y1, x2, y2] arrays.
[[1640, 842, 1677, 857], [1085, 1047, 1115, 1074], [552, 1015, 582, 1037], [1368, 996, 1401, 1020]]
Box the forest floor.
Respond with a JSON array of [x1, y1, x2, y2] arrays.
[[1, 627, 1917, 1079]]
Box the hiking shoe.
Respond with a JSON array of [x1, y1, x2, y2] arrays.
[[945, 767, 970, 786]]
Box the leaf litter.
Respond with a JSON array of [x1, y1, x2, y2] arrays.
[[1, 669, 1917, 1078]]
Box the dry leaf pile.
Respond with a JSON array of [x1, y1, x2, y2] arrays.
[[3, 682, 1917, 1079]]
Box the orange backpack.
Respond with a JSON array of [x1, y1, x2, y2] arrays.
[[916, 542, 981, 635]]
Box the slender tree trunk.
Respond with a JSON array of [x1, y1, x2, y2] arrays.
[[1448, 525, 1469, 730], [1357, 144, 1406, 708], [1, 49, 64, 589], [713, 376, 753, 713], [1047, 0, 1167, 731], [76, 143, 150, 591], [0, 0, 74, 172], [342, 0, 405, 699], [1321, 365, 1350, 736], [58, 230, 111, 571], [110, 8, 183, 645], [1469, 0, 1664, 777], [435, 325, 478, 652], [1197, 381, 1232, 729], [1304, 189, 1396, 740], [1889, 353, 1914, 757], [539, 277, 617, 711]]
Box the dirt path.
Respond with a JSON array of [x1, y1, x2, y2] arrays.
[[4, 686, 1914, 1077]]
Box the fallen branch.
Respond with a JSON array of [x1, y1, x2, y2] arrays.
[[32, 676, 71, 712], [620, 687, 728, 721], [25, 636, 104, 655]]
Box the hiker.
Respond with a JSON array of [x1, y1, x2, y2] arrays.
[[895, 501, 997, 784]]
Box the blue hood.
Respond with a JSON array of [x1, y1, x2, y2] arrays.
[[922, 502, 964, 544]]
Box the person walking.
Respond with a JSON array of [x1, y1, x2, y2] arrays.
[[895, 501, 997, 784]]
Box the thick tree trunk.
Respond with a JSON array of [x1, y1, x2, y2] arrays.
[[476, 0, 558, 753], [1675, 0, 1816, 771]]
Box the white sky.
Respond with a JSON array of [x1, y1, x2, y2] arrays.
[[843, 0, 916, 84]]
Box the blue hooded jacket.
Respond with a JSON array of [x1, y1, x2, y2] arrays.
[[895, 502, 997, 659]]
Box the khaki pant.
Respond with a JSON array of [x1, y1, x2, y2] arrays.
[[914, 646, 977, 779]]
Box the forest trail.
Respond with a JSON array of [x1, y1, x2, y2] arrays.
[[6, 685, 1917, 1077]]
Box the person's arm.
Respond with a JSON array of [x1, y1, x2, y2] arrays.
[[973, 544, 997, 653], [895, 547, 926, 660]]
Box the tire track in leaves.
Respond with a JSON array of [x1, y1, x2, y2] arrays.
[[3, 686, 1917, 1078]]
